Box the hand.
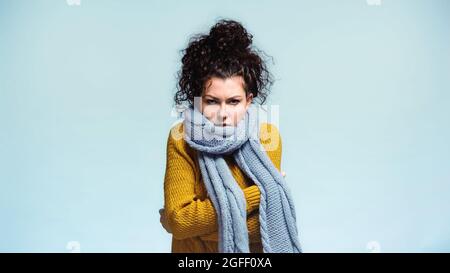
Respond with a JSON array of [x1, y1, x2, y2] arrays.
[[159, 208, 172, 233]]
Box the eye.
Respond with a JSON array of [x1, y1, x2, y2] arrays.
[[206, 99, 217, 104], [229, 99, 240, 105]]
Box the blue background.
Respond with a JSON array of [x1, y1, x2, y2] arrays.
[[1, 0, 449, 252]]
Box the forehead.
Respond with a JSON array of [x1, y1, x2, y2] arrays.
[[203, 76, 245, 98]]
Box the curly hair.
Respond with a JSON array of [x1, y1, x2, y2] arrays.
[[174, 19, 274, 106]]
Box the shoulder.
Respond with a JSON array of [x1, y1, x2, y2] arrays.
[[167, 121, 185, 144], [166, 121, 282, 169], [166, 121, 197, 160], [259, 122, 282, 170], [167, 121, 281, 151], [259, 122, 282, 153]]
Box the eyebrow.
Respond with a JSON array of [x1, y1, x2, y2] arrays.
[[203, 95, 243, 100]]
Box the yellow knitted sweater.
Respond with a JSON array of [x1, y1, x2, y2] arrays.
[[162, 121, 282, 253]]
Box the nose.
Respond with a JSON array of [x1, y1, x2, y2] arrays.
[[217, 104, 229, 124]]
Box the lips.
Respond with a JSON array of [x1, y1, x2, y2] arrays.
[[213, 121, 230, 126]]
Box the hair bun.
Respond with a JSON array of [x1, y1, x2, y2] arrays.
[[207, 20, 253, 53]]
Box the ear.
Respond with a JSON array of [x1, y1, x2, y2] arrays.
[[246, 93, 253, 109]]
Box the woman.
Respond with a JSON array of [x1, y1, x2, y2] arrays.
[[159, 19, 302, 253]]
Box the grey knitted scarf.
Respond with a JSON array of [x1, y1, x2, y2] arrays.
[[183, 103, 302, 253]]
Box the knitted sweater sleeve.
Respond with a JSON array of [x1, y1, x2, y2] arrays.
[[198, 123, 283, 242], [162, 125, 263, 240]]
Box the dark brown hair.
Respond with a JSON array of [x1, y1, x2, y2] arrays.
[[174, 19, 274, 106]]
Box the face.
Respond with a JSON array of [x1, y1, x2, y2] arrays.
[[199, 76, 253, 127]]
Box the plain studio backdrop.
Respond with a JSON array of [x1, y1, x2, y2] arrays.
[[0, 0, 449, 252]]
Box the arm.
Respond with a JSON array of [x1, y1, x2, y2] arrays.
[[199, 203, 262, 242], [197, 185, 261, 242], [162, 125, 261, 240], [198, 123, 283, 242]]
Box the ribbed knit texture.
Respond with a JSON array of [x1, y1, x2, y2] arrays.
[[162, 119, 294, 252], [183, 104, 302, 253]]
